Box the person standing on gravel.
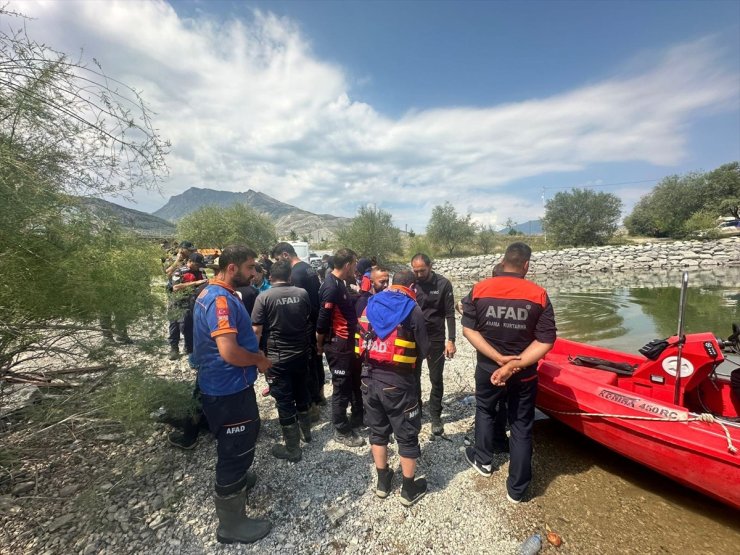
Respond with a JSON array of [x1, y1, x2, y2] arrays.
[[317, 248, 365, 447], [193, 245, 273, 544], [411, 253, 457, 436], [251, 260, 313, 463], [357, 269, 430, 506], [271, 242, 326, 419], [461, 242, 556, 504]]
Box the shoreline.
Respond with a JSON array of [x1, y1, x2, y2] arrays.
[[431, 237, 740, 280]]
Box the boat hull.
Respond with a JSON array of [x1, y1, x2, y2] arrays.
[[537, 355, 740, 509]]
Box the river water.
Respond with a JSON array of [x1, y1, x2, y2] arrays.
[[453, 267, 740, 553]]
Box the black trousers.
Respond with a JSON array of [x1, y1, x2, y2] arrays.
[[362, 367, 421, 459], [306, 333, 325, 404], [426, 340, 446, 419], [473, 365, 537, 500], [413, 340, 445, 418], [325, 337, 356, 433], [201, 387, 260, 496], [168, 308, 194, 353], [268, 354, 310, 426]]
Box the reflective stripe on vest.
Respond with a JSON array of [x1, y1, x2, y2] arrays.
[[355, 309, 417, 369]]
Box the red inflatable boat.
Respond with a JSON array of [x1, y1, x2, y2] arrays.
[[536, 333, 740, 509]]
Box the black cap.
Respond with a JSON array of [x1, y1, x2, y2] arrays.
[[179, 241, 195, 250], [189, 252, 205, 266]]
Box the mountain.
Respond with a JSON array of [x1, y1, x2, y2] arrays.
[[499, 219, 543, 235], [80, 198, 176, 238], [152, 187, 350, 241]]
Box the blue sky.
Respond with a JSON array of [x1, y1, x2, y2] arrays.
[[13, 0, 740, 232]]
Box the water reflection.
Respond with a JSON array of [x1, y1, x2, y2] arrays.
[[453, 267, 740, 354]]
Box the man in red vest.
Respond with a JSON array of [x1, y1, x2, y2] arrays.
[[356, 269, 430, 506]]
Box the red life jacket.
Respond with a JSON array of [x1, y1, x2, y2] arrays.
[[354, 307, 418, 371]]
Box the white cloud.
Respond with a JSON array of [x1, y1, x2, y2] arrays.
[[10, 1, 740, 231]]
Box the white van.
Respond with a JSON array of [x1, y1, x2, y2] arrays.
[[288, 241, 310, 264]]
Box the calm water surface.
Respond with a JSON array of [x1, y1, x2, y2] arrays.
[[456, 266, 740, 353]]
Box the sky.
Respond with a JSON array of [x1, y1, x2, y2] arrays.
[[7, 0, 740, 233]]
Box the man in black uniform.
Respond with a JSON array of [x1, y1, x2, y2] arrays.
[[357, 269, 430, 506], [461, 242, 556, 503], [271, 242, 325, 418], [251, 260, 312, 462], [317, 248, 364, 447], [411, 253, 456, 436]]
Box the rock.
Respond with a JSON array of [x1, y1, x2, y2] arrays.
[[300, 499, 311, 510], [95, 433, 124, 442], [12, 481, 35, 496], [99, 482, 114, 492], [48, 513, 75, 532], [58, 484, 79, 497], [326, 506, 348, 527], [83, 543, 97, 555]]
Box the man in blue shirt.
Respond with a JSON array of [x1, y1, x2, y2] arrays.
[[193, 245, 273, 545]]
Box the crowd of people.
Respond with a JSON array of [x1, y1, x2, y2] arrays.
[[159, 240, 556, 545]]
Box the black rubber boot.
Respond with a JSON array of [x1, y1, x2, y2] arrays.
[[214, 488, 271, 544], [400, 475, 427, 507], [297, 411, 312, 443], [375, 467, 394, 499], [308, 403, 321, 423], [271, 423, 302, 462]]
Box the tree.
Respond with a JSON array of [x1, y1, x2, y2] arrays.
[[426, 202, 476, 256], [289, 229, 298, 241], [624, 162, 740, 238], [1, 10, 169, 373], [176, 204, 277, 251], [335, 206, 402, 261], [476, 225, 497, 255], [544, 189, 622, 247]]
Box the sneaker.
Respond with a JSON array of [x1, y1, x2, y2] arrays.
[[375, 467, 394, 499], [333, 430, 365, 448], [506, 492, 522, 504], [464, 446, 493, 477], [167, 431, 197, 450], [168, 348, 180, 361], [400, 476, 427, 507]]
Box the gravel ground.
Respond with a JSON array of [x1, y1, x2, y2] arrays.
[[0, 313, 557, 554], [11, 312, 738, 555]]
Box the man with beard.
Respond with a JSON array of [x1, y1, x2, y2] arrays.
[[193, 245, 273, 544], [411, 253, 457, 436]]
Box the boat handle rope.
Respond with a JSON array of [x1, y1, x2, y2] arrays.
[[539, 408, 737, 455]]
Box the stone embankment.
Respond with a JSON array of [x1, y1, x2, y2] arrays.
[[433, 237, 740, 281]]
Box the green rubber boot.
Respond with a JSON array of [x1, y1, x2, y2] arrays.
[[214, 488, 271, 544], [271, 423, 302, 462]]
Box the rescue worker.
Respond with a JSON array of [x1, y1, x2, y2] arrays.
[[461, 242, 556, 503], [411, 253, 456, 436], [357, 269, 430, 506], [350, 265, 391, 430], [193, 245, 272, 544], [168, 252, 208, 360], [271, 242, 325, 419], [316, 248, 365, 447], [251, 264, 271, 294], [251, 260, 312, 462]]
